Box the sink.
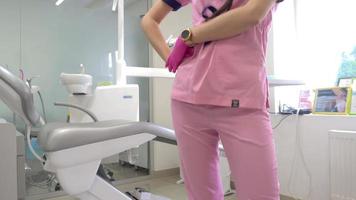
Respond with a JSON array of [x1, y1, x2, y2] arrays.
[[60, 73, 93, 95]]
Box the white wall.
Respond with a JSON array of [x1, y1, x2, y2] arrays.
[[272, 114, 356, 200]]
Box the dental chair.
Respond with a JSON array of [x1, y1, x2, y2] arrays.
[[0, 65, 177, 200]]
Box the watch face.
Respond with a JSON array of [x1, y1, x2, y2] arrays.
[[181, 30, 190, 39]]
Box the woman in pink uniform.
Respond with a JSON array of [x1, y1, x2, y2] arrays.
[[142, 0, 283, 199]]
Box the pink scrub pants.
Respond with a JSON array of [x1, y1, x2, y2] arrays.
[[171, 99, 280, 200]]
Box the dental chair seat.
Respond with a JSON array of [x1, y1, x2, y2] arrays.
[[36, 120, 177, 199], [39, 120, 176, 152]]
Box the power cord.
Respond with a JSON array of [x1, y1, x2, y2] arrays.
[[278, 104, 311, 115], [272, 114, 292, 129], [270, 104, 296, 130], [270, 105, 313, 199], [287, 109, 313, 200], [37, 91, 47, 123], [26, 126, 45, 163]]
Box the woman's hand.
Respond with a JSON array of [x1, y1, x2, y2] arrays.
[[166, 37, 194, 73]]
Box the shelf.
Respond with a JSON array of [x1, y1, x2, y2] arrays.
[[125, 67, 175, 78], [267, 76, 305, 87], [125, 67, 305, 87]]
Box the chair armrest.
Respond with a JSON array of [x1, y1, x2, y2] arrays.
[[54, 102, 98, 122]]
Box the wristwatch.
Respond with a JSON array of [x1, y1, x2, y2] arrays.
[[181, 28, 193, 42]]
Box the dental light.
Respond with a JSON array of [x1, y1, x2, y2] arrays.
[[55, 0, 65, 6], [112, 0, 118, 11]]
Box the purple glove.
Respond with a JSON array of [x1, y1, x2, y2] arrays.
[[166, 37, 194, 73]]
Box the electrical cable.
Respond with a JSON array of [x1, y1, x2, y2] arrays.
[[25, 125, 58, 191], [295, 111, 313, 200], [272, 114, 292, 129], [26, 182, 48, 190], [287, 110, 300, 199], [26, 173, 55, 189], [271, 104, 313, 199], [37, 91, 47, 123], [287, 109, 313, 200], [25, 125, 53, 190], [26, 126, 45, 163]]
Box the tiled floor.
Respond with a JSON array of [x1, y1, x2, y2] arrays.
[[47, 174, 237, 200]]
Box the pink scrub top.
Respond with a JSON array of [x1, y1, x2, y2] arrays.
[[163, 0, 276, 109]]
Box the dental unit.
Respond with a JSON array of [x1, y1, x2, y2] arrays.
[[0, 65, 178, 200]]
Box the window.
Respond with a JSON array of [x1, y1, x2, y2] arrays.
[[273, 0, 356, 109]]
